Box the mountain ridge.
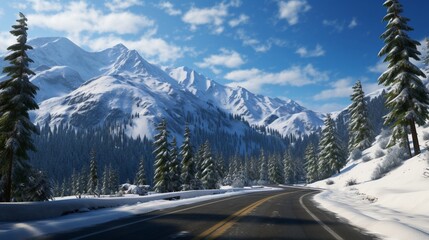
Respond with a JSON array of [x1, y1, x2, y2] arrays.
[[1, 37, 324, 138]]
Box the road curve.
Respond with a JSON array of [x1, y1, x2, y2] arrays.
[[38, 187, 377, 240]]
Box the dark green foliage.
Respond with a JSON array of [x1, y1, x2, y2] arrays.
[[348, 81, 373, 152], [180, 125, 196, 190], [0, 12, 39, 202], [87, 149, 99, 196], [135, 158, 147, 186], [318, 114, 345, 179], [378, 0, 429, 155], [283, 151, 294, 184], [304, 144, 318, 183], [259, 150, 268, 183], [153, 119, 171, 193], [201, 140, 218, 189], [269, 154, 284, 184], [169, 137, 181, 191]]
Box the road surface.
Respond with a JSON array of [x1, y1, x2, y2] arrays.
[[39, 187, 377, 240]]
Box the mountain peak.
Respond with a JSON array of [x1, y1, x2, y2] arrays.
[[29, 37, 79, 49], [112, 43, 128, 51]]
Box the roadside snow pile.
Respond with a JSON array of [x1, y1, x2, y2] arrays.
[[310, 127, 429, 240], [0, 187, 278, 239], [0, 188, 254, 222]]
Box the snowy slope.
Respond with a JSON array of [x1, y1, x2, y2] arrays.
[[166, 66, 324, 137], [309, 125, 429, 239]]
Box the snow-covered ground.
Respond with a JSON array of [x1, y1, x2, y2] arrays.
[[0, 187, 279, 239], [310, 126, 429, 240]]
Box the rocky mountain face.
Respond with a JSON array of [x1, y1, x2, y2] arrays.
[[0, 37, 324, 139]]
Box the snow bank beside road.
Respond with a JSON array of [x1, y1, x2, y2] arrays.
[[310, 130, 429, 240], [0, 187, 279, 239], [0, 189, 248, 222]]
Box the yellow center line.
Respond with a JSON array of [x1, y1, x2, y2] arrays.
[[193, 191, 296, 240]]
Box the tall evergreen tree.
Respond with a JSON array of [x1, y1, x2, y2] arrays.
[[0, 13, 39, 202], [304, 144, 318, 183], [259, 150, 268, 183], [268, 154, 283, 184], [169, 137, 181, 191], [201, 140, 217, 189], [378, 0, 429, 155], [318, 114, 345, 179], [152, 119, 171, 193], [348, 80, 373, 152], [135, 158, 147, 186], [180, 124, 195, 190], [101, 165, 110, 195], [87, 149, 99, 196], [283, 151, 294, 184]]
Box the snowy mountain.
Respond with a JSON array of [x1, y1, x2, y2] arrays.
[[1, 37, 324, 138], [165, 66, 324, 136]]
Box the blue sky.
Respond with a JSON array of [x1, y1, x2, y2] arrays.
[[0, 0, 427, 112]]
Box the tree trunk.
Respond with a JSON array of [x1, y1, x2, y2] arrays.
[[3, 151, 13, 202], [409, 119, 420, 155], [404, 126, 412, 158]]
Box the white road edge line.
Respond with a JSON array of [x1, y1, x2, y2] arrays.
[[299, 192, 344, 240], [70, 192, 261, 240]]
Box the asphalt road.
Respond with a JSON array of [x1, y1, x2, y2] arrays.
[[38, 187, 377, 240]]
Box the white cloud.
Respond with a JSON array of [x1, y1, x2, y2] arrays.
[[105, 0, 143, 12], [224, 64, 328, 93], [236, 29, 286, 53], [323, 19, 344, 32], [229, 14, 249, 27], [87, 35, 185, 64], [28, 1, 154, 37], [10, 3, 27, 10], [278, 0, 311, 26], [196, 49, 245, 73], [314, 78, 353, 100], [27, 0, 62, 12], [182, 1, 239, 34], [368, 59, 388, 74], [296, 44, 325, 58], [348, 17, 358, 29], [158, 1, 182, 16], [0, 31, 16, 53]]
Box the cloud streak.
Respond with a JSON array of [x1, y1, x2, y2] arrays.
[[296, 44, 325, 58], [278, 0, 311, 25], [225, 64, 328, 93], [196, 49, 245, 74]]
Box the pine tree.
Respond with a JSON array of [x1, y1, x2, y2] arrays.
[[259, 150, 268, 183], [79, 166, 88, 195], [180, 124, 195, 190], [169, 137, 181, 191], [108, 165, 119, 194], [87, 149, 99, 196], [268, 154, 283, 184], [348, 81, 373, 152], [101, 165, 110, 195], [135, 158, 147, 186], [152, 119, 171, 193], [378, 0, 429, 155], [201, 141, 217, 189], [0, 13, 39, 202], [318, 114, 345, 179], [283, 151, 294, 184], [71, 169, 79, 196], [304, 144, 318, 183]]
